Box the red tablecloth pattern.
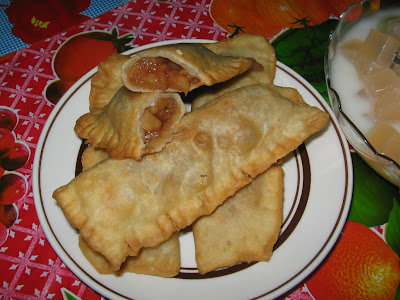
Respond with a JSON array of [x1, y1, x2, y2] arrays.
[[0, 1, 233, 299]]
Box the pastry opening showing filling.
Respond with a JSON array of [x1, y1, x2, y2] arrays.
[[129, 57, 200, 94], [141, 97, 178, 147]]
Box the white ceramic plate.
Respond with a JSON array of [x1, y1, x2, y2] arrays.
[[33, 39, 352, 300]]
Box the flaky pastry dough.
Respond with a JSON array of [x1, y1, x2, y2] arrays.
[[75, 87, 186, 160], [191, 33, 277, 109], [121, 43, 254, 93], [89, 53, 130, 111], [53, 84, 328, 271], [78, 145, 181, 277], [193, 166, 284, 274]]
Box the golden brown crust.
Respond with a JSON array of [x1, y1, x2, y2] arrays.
[[190, 84, 329, 177], [121, 43, 254, 93], [75, 87, 186, 160], [79, 236, 114, 274], [192, 33, 277, 109], [119, 232, 180, 277], [193, 166, 284, 274], [79, 146, 181, 277], [81, 146, 110, 170], [53, 84, 328, 271], [79, 233, 181, 277], [89, 53, 130, 112]]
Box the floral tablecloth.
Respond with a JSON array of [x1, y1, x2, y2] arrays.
[[0, 0, 399, 299]]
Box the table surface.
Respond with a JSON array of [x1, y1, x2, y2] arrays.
[[0, 0, 399, 299]]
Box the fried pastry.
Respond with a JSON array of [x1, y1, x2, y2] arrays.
[[80, 145, 110, 169], [119, 232, 180, 277], [78, 145, 181, 277], [193, 83, 304, 111], [203, 33, 276, 82], [89, 53, 130, 111], [53, 84, 329, 271], [79, 232, 181, 277], [193, 166, 284, 274], [75, 87, 186, 159], [121, 43, 254, 94], [191, 33, 277, 109]]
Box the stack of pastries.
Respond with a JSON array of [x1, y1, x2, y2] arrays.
[[52, 34, 329, 277]]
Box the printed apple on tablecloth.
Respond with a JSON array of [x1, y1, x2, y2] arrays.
[[45, 27, 135, 105], [0, 106, 30, 245]]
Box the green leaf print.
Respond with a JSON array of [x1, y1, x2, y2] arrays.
[[386, 197, 400, 257], [348, 153, 399, 227], [271, 19, 338, 104]]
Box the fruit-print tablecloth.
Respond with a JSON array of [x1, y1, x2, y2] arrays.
[[0, 0, 399, 299], [0, 0, 130, 57]]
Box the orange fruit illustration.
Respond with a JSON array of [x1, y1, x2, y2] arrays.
[[329, 0, 380, 17], [307, 221, 400, 300], [210, 0, 381, 38]]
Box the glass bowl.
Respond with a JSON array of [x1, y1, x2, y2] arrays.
[[325, 0, 400, 187]]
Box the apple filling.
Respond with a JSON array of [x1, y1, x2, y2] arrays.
[[128, 57, 200, 93], [141, 97, 179, 146]]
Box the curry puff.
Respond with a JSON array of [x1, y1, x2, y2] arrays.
[[74, 87, 186, 160], [121, 43, 254, 94], [193, 166, 284, 275], [192, 33, 277, 109]]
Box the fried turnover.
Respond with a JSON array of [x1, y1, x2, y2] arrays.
[[191, 33, 277, 109], [121, 43, 254, 94], [78, 145, 181, 277], [89, 53, 130, 112], [192, 83, 304, 112], [80, 145, 110, 170], [79, 234, 180, 277], [193, 166, 284, 274], [202, 33, 276, 82], [53, 83, 328, 271], [75, 87, 186, 160]]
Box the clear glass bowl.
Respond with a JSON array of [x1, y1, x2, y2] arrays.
[[325, 0, 400, 187]]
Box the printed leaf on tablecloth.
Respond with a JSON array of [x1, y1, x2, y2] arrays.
[[61, 287, 82, 300], [61, 287, 108, 300], [271, 19, 337, 104], [386, 198, 400, 257], [348, 153, 398, 227]]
